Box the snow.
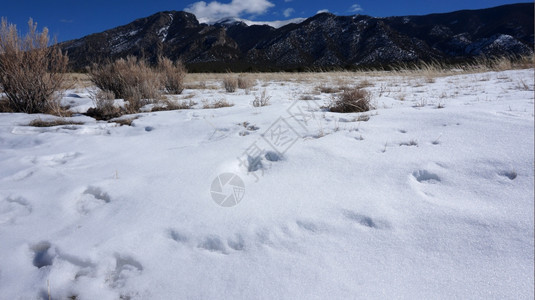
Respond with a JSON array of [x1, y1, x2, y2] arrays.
[[211, 17, 306, 28], [0, 69, 533, 299]]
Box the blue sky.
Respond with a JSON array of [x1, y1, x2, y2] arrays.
[[1, 0, 527, 42]]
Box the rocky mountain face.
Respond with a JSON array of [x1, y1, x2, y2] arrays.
[[61, 3, 534, 71]]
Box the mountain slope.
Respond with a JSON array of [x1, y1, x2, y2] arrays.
[[61, 3, 534, 71]]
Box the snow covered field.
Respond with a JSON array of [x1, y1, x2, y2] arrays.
[[0, 69, 533, 299]]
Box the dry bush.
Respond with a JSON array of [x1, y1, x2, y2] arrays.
[[86, 89, 123, 120], [238, 75, 254, 89], [330, 87, 372, 113], [159, 57, 186, 94], [222, 76, 238, 92], [87, 56, 162, 113], [252, 89, 271, 107], [0, 98, 13, 112], [202, 98, 233, 109], [151, 99, 196, 112], [0, 18, 68, 114]]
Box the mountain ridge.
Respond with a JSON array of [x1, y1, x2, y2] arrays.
[[60, 3, 534, 71]]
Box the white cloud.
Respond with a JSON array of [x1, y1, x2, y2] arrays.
[[185, 0, 275, 23], [349, 4, 363, 13], [316, 9, 329, 14], [283, 8, 294, 18]]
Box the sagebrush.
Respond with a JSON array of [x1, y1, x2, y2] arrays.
[[87, 56, 162, 113], [159, 57, 186, 95], [330, 87, 372, 113], [0, 18, 68, 114]]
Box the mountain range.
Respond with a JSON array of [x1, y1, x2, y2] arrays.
[[60, 3, 534, 72]]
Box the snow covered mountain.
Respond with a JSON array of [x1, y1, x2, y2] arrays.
[[211, 17, 306, 28], [61, 3, 534, 71]]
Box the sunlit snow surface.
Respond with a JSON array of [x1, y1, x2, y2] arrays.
[[0, 69, 533, 299]]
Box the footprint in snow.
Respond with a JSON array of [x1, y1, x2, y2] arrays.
[[343, 211, 390, 229], [198, 235, 227, 254], [108, 254, 143, 288], [31, 241, 55, 269], [26, 152, 80, 167], [412, 169, 441, 183], [77, 186, 111, 214], [499, 170, 517, 180], [0, 196, 32, 224]]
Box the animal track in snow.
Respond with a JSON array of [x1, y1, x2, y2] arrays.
[[77, 186, 111, 214], [296, 220, 321, 233], [5, 168, 35, 181], [499, 170, 517, 180], [412, 170, 441, 183], [108, 254, 143, 288], [264, 151, 282, 162], [0, 196, 32, 224], [168, 229, 189, 243], [26, 152, 80, 167], [227, 234, 246, 251], [198, 235, 227, 254], [31, 241, 55, 268], [343, 211, 389, 229]]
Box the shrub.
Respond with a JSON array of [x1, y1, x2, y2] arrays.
[[159, 57, 186, 95], [86, 90, 123, 120], [252, 89, 271, 107], [237, 75, 254, 89], [87, 56, 162, 113], [0, 18, 68, 114], [329, 87, 372, 113], [223, 76, 238, 92]]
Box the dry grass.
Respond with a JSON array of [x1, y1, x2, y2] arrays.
[[252, 89, 271, 107], [151, 99, 196, 111], [64, 73, 92, 89], [238, 75, 254, 89], [0, 18, 68, 114], [222, 76, 238, 92], [28, 118, 83, 127], [329, 87, 372, 113], [202, 98, 233, 109], [317, 85, 342, 94], [174, 55, 534, 88], [109, 116, 138, 126]]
